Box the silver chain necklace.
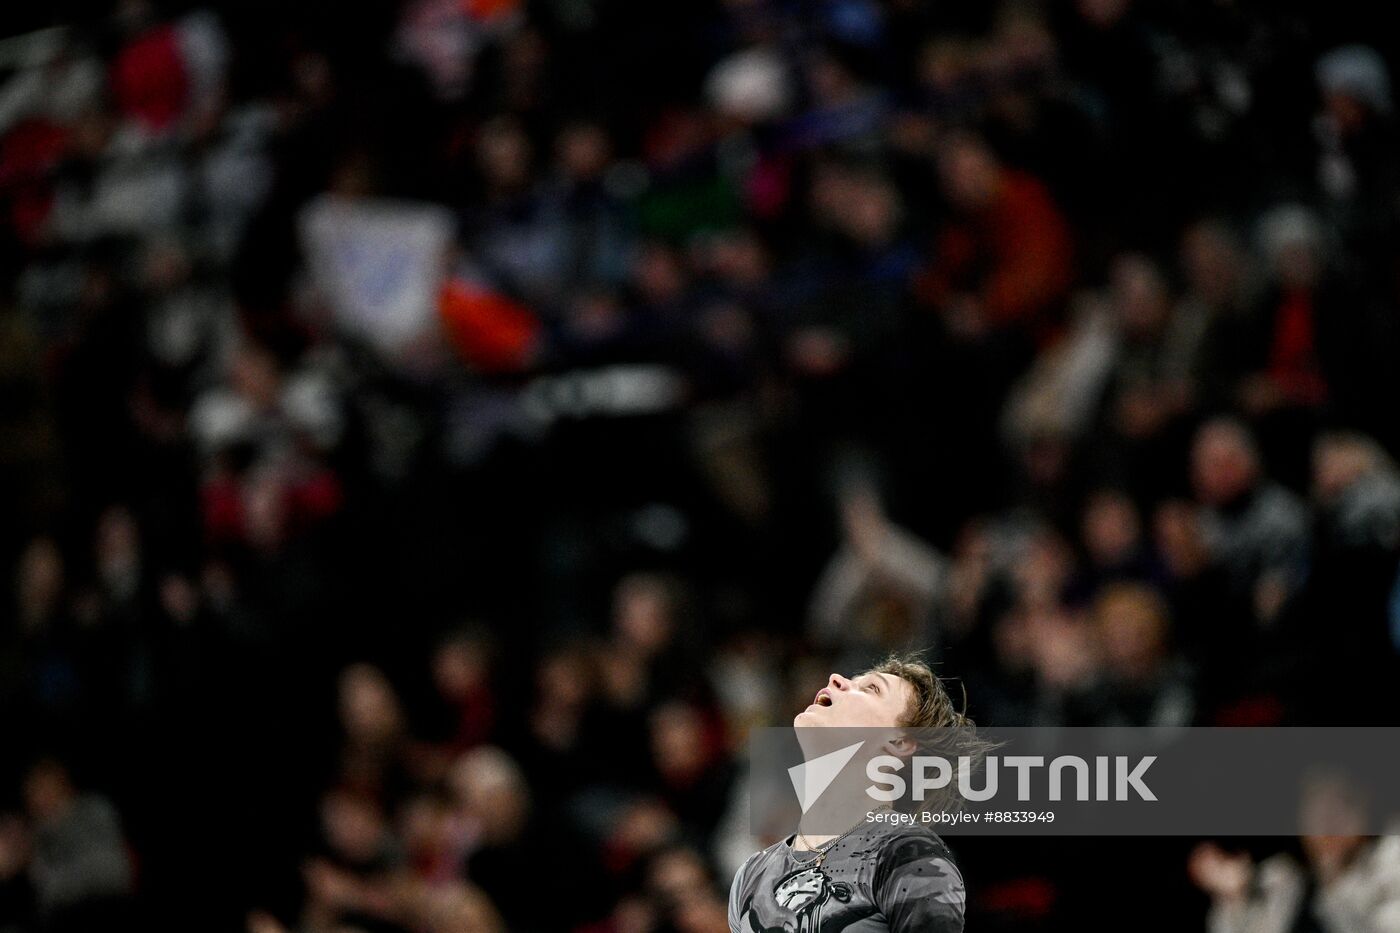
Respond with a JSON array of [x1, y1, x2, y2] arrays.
[[793, 819, 866, 868]]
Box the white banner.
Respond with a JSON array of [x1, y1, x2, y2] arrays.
[[299, 194, 454, 354]]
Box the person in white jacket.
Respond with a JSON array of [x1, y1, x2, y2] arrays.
[[1190, 774, 1400, 933]]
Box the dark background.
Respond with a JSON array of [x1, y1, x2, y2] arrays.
[[4, 0, 1400, 930]]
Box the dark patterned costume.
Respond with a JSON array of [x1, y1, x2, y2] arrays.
[[727, 823, 964, 932]]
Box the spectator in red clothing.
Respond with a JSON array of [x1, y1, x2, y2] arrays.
[[428, 631, 497, 754], [917, 131, 1074, 343], [1242, 207, 1333, 414], [110, 24, 189, 132]]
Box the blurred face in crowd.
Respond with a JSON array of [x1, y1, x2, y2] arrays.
[[556, 122, 610, 182], [710, 228, 769, 287], [991, 610, 1035, 675], [449, 748, 529, 843], [1192, 420, 1259, 506], [806, 52, 859, 106], [795, 670, 913, 729], [142, 239, 191, 293], [650, 702, 711, 783], [17, 537, 64, 627], [321, 790, 388, 864], [841, 175, 901, 247], [1154, 500, 1208, 577], [631, 244, 687, 306], [420, 883, 504, 933], [1076, 0, 1131, 29], [243, 467, 290, 552], [1323, 91, 1371, 136], [1082, 489, 1141, 567], [565, 289, 625, 342], [1094, 585, 1169, 681], [810, 161, 856, 228], [231, 346, 282, 410], [96, 505, 140, 570], [648, 846, 712, 905], [433, 636, 490, 703], [290, 50, 334, 107], [501, 29, 548, 103], [1027, 606, 1099, 690], [536, 648, 593, 709], [477, 118, 532, 193], [339, 664, 404, 744], [1013, 530, 1074, 610], [648, 846, 729, 929], [992, 7, 1057, 75], [96, 505, 142, 600], [397, 792, 453, 862], [1298, 774, 1368, 872], [114, 0, 156, 34], [1181, 222, 1242, 307], [939, 135, 1002, 212], [23, 760, 75, 823], [1110, 254, 1170, 337], [613, 575, 675, 656], [1314, 435, 1382, 503], [1021, 434, 1072, 492], [918, 38, 977, 96]]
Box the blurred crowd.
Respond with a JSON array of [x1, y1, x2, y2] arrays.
[[3, 0, 1400, 930]]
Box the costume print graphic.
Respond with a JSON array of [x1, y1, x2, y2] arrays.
[[728, 823, 965, 932]]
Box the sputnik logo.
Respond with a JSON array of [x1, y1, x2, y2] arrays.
[[788, 741, 865, 813]]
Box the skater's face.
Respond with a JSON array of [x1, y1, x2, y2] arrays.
[[794, 671, 913, 729]]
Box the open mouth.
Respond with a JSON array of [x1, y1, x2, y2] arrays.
[[812, 689, 833, 708]]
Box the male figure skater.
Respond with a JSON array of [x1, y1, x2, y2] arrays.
[[728, 656, 974, 932]]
